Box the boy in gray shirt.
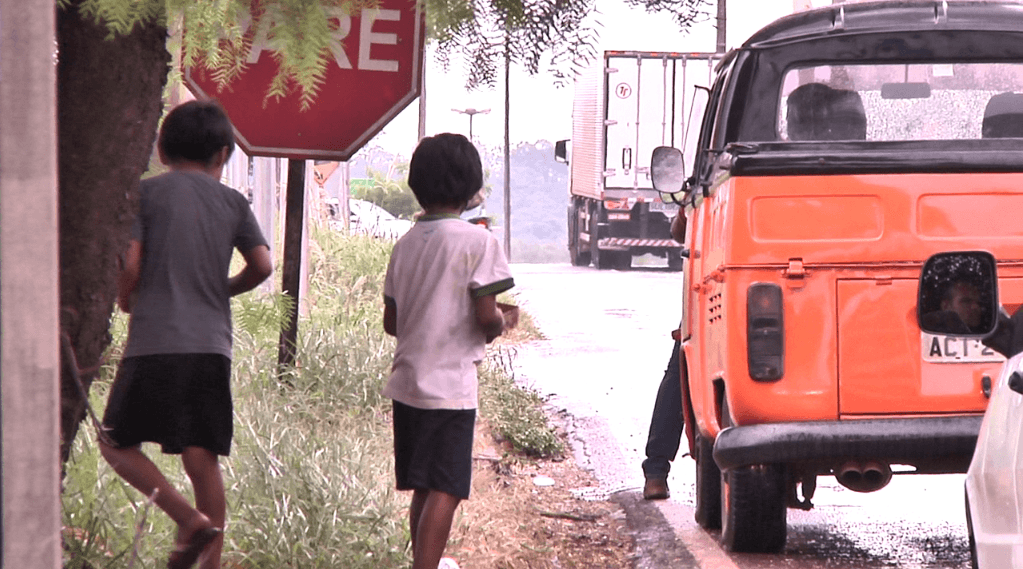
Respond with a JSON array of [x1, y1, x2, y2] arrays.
[[100, 100, 272, 569]]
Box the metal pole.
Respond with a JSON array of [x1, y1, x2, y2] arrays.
[[716, 0, 727, 54], [503, 32, 512, 259], [418, 52, 427, 141]]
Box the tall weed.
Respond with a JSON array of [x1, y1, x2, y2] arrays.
[[62, 226, 561, 568]]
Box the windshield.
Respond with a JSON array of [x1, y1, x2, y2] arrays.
[[778, 63, 1023, 142]]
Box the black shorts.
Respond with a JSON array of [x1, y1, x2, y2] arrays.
[[101, 353, 233, 456], [392, 400, 476, 500]]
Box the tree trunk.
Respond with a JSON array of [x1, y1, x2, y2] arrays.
[[56, 1, 170, 464]]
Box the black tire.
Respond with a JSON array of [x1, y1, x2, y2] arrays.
[[568, 205, 591, 266], [592, 227, 613, 270], [719, 398, 787, 553], [720, 463, 787, 552], [694, 432, 722, 529], [572, 248, 592, 267], [612, 251, 632, 270], [668, 253, 683, 271]]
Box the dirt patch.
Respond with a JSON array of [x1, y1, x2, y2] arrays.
[[443, 421, 636, 568]]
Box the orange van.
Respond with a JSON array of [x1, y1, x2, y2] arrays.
[[652, 0, 1023, 553]]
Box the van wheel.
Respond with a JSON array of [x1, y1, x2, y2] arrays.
[[720, 463, 787, 552], [694, 432, 721, 529], [718, 398, 787, 552]]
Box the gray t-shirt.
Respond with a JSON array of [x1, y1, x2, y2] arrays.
[[124, 170, 268, 358]]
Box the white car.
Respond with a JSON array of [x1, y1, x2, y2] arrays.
[[348, 199, 413, 239], [966, 351, 1023, 568], [918, 251, 1023, 569]]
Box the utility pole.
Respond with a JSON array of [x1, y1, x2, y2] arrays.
[[418, 55, 427, 141], [503, 33, 512, 259], [716, 0, 727, 53], [1, 0, 62, 566], [451, 107, 491, 141]]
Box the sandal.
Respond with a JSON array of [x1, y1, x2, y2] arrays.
[[167, 526, 221, 569]]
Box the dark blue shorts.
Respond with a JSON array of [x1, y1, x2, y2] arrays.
[[392, 400, 476, 499], [101, 353, 233, 456]]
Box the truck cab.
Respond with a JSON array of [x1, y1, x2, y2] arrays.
[[654, 0, 1023, 553]]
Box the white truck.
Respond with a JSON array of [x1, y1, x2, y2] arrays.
[[555, 50, 720, 270]]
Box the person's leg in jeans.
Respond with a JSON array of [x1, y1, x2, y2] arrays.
[[642, 340, 683, 499]]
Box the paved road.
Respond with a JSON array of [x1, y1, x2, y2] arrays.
[[508, 262, 972, 569]]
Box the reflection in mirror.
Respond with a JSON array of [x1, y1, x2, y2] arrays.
[[918, 251, 998, 336], [651, 146, 685, 198]]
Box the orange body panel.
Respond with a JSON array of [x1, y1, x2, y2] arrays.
[[684, 172, 1023, 440]]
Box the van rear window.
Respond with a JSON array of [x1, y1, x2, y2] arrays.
[[779, 63, 1023, 142]]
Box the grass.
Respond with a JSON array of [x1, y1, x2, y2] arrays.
[[61, 225, 561, 569]]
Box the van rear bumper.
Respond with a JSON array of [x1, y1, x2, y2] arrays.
[[713, 416, 983, 473]]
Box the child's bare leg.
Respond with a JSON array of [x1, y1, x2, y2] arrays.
[[409, 489, 430, 552], [99, 442, 211, 534], [182, 446, 225, 569], [411, 489, 461, 569]]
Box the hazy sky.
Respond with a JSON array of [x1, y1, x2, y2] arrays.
[[367, 0, 828, 156]]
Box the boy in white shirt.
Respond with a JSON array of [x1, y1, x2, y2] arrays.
[[383, 133, 516, 569]]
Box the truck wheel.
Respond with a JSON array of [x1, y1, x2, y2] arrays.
[[612, 251, 632, 270], [668, 253, 683, 271], [568, 205, 591, 266], [591, 234, 612, 269], [694, 432, 721, 529], [572, 247, 592, 267]]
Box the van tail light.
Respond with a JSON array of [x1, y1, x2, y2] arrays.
[[747, 283, 784, 381]]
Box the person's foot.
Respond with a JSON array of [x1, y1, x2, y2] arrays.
[[168, 514, 220, 569], [643, 477, 669, 500]]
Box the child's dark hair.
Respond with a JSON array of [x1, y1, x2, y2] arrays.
[[158, 100, 236, 165], [408, 133, 483, 209]]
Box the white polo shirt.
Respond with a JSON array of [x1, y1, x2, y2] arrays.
[[383, 215, 514, 410]]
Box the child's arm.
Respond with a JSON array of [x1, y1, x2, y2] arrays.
[[228, 245, 273, 296], [383, 297, 397, 337], [475, 294, 505, 343], [117, 240, 143, 313]]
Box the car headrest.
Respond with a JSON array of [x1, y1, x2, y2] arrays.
[[982, 92, 1023, 138], [787, 83, 867, 141]]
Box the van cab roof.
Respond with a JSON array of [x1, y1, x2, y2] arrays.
[[745, 1, 1023, 49]]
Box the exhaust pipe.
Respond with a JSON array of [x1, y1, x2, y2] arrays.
[[835, 460, 893, 493]]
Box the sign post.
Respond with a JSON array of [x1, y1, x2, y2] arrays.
[[184, 1, 425, 368]]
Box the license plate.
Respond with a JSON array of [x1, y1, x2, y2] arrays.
[[649, 200, 679, 213], [921, 332, 1005, 363]]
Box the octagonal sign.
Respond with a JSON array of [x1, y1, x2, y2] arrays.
[[184, 0, 424, 160]]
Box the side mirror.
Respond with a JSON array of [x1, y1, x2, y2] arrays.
[[555, 139, 569, 164], [650, 146, 685, 204], [917, 251, 998, 336]]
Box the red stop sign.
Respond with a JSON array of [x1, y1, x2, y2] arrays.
[[184, 1, 424, 160]]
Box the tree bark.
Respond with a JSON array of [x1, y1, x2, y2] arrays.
[[56, 1, 170, 464]]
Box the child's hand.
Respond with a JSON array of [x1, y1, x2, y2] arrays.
[[498, 302, 519, 329]]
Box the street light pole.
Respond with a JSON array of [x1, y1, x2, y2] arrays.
[[451, 107, 491, 141]]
